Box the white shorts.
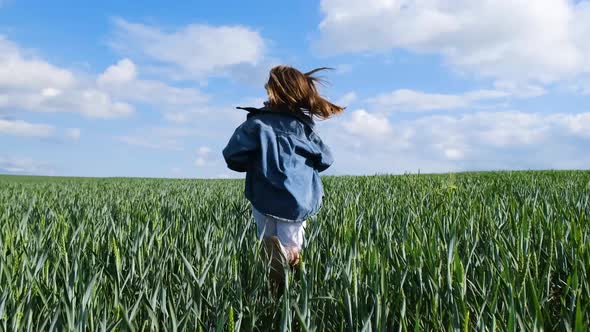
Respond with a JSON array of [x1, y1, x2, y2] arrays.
[[252, 207, 306, 250]]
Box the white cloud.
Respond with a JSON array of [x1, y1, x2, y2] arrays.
[[97, 58, 137, 84], [335, 64, 353, 74], [0, 119, 55, 137], [367, 84, 549, 112], [492, 81, 547, 98], [198, 146, 212, 155], [337, 91, 357, 106], [443, 148, 464, 161], [0, 36, 75, 90], [1, 24, 265, 125], [0, 88, 135, 119], [554, 112, 590, 138], [98, 58, 208, 107], [114, 126, 211, 151], [65, 128, 81, 140], [160, 96, 264, 125], [317, 0, 590, 83], [0, 156, 54, 175], [371, 90, 457, 111], [468, 112, 550, 147], [195, 146, 213, 167], [41, 88, 62, 98], [115, 135, 184, 151], [0, 36, 134, 119], [160, 98, 252, 143], [0, 119, 81, 142], [111, 18, 266, 79], [343, 109, 392, 139], [163, 111, 198, 124], [64, 90, 134, 118], [568, 75, 590, 95], [322, 109, 590, 174]]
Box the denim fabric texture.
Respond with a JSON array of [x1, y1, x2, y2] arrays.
[[223, 105, 333, 222]]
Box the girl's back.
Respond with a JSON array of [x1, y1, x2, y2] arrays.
[[224, 105, 332, 221]]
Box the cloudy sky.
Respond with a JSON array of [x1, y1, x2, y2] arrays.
[[1, 0, 589, 178]]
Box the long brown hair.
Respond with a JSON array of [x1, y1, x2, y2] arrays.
[[265, 65, 344, 119]]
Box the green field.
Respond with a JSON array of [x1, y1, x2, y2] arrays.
[[0, 171, 589, 331]]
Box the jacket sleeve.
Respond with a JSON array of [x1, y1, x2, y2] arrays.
[[222, 121, 259, 172], [310, 134, 334, 173]]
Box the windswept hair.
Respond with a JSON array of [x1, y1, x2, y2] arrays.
[[265, 65, 345, 120]]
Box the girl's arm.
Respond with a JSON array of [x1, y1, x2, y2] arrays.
[[310, 134, 334, 173], [222, 122, 259, 172]]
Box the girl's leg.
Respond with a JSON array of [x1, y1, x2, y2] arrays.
[[276, 221, 307, 270], [252, 208, 284, 292], [253, 207, 276, 239]]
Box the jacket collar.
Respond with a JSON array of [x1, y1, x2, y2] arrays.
[[236, 104, 316, 129]]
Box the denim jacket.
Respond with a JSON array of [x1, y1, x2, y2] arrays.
[[222, 105, 333, 222]]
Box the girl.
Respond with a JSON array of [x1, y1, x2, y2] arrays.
[[222, 65, 343, 289]]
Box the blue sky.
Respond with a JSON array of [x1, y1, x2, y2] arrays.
[[1, 0, 590, 178]]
